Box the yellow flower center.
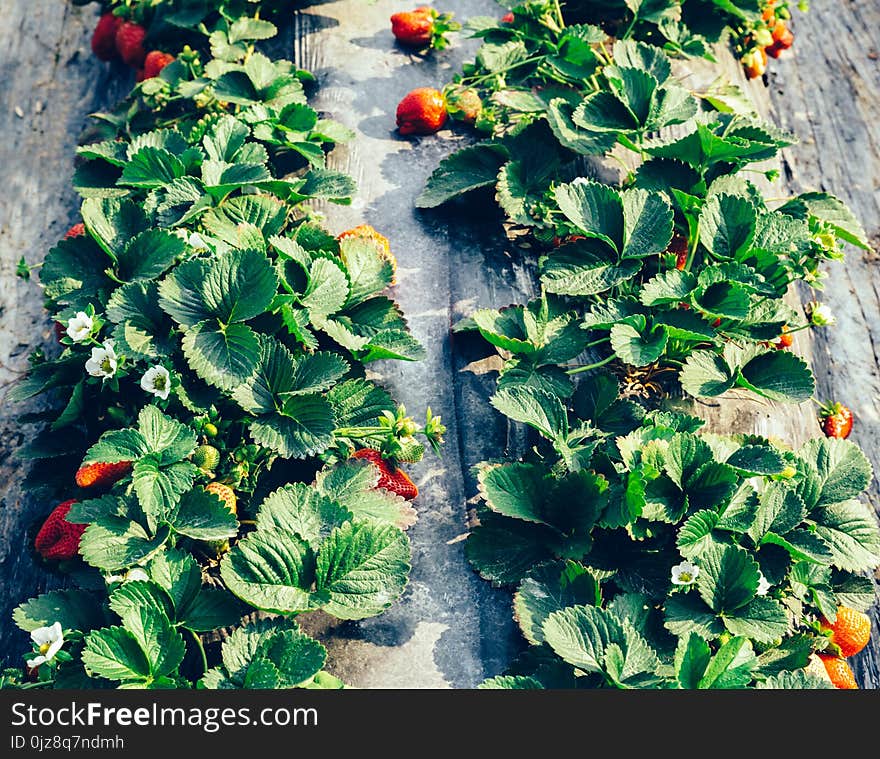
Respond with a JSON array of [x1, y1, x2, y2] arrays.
[[39, 643, 51, 655]]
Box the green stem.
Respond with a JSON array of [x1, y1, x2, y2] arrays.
[[465, 55, 546, 86], [616, 134, 643, 156], [18, 679, 54, 690], [188, 628, 208, 676], [333, 426, 390, 437], [552, 0, 566, 29], [566, 353, 616, 375], [622, 11, 639, 40], [585, 336, 611, 347]]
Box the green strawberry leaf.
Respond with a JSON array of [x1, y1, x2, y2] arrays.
[[813, 500, 880, 573], [314, 521, 411, 620], [697, 544, 759, 613], [416, 143, 508, 208], [490, 386, 569, 442], [14, 590, 107, 634], [220, 529, 313, 614], [698, 193, 757, 258], [736, 350, 815, 403], [514, 561, 602, 645], [255, 483, 350, 548], [170, 487, 239, 541]]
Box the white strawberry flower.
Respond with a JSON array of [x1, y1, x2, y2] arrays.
[[26, 622, 65, 668], [126, 567, 150, 583], [808, 302, 836, 327], [85, 340, 118, 379], [756, 572, 772, 597], [66, 311, 93, 343], [104, 566, 149, 586], [671, 560, 700, 586], [140, 365, 171, 400]]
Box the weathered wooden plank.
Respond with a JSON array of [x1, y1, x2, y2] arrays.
[[0, 0, 129, 662], [759, 0, 880, 688]]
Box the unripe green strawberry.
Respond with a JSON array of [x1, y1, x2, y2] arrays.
[[203, 422, 219, 437], [192, 444, 220, 473]]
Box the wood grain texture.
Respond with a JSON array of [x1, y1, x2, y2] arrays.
[[0, 0, 129, 664], [760, 0, 880, 687]]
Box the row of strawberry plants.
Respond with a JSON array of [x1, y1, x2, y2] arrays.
[[389, 2, 879, 688], [414, 0, 868, 406], [3, 0, 443, 689]]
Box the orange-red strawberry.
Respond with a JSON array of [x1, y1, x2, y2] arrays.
[[34, 500, 85, 561], [75, 461, 132, 489], [115, 21, 147, 68], [820, 402, 853, 439], [766, 22, 794, 59], [205, 482, 237, 515], [91, 13, 122, 61], [353, 449, 418, 500], [818, 654, 858, 689], [775, 325, 793, 349], [391, 7, 434, 47], [396, 88, 447, 135], [337, 224, 398, 284], [501, 11, 515, 23], [64, 222, 85, 239], [142, 50, 175, 79], [820, 606, 871, 658]]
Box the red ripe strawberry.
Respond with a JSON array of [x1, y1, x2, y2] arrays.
[[775, 325, 793, 349], [501, 11, 515, 23], [396, 88, 447, 135], [64, 222, 85, 239], [34, 500, 85, 561], [115, 21, 147, 68], [91, 13, 122, 61], [352, 449, 418, 500], [818, 654, 858, 689], [142, 50, 175, 79], [75, 461, 132, 489], [820, 607, 872, 658], [391, 7, 434, 47], [669, 232, 688, 270], [820, 402, 853, 439]]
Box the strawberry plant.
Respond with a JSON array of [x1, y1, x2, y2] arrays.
[[419, 4, 867, 403], [6, 3, 443, 690], [467, 372, 880, 688]]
